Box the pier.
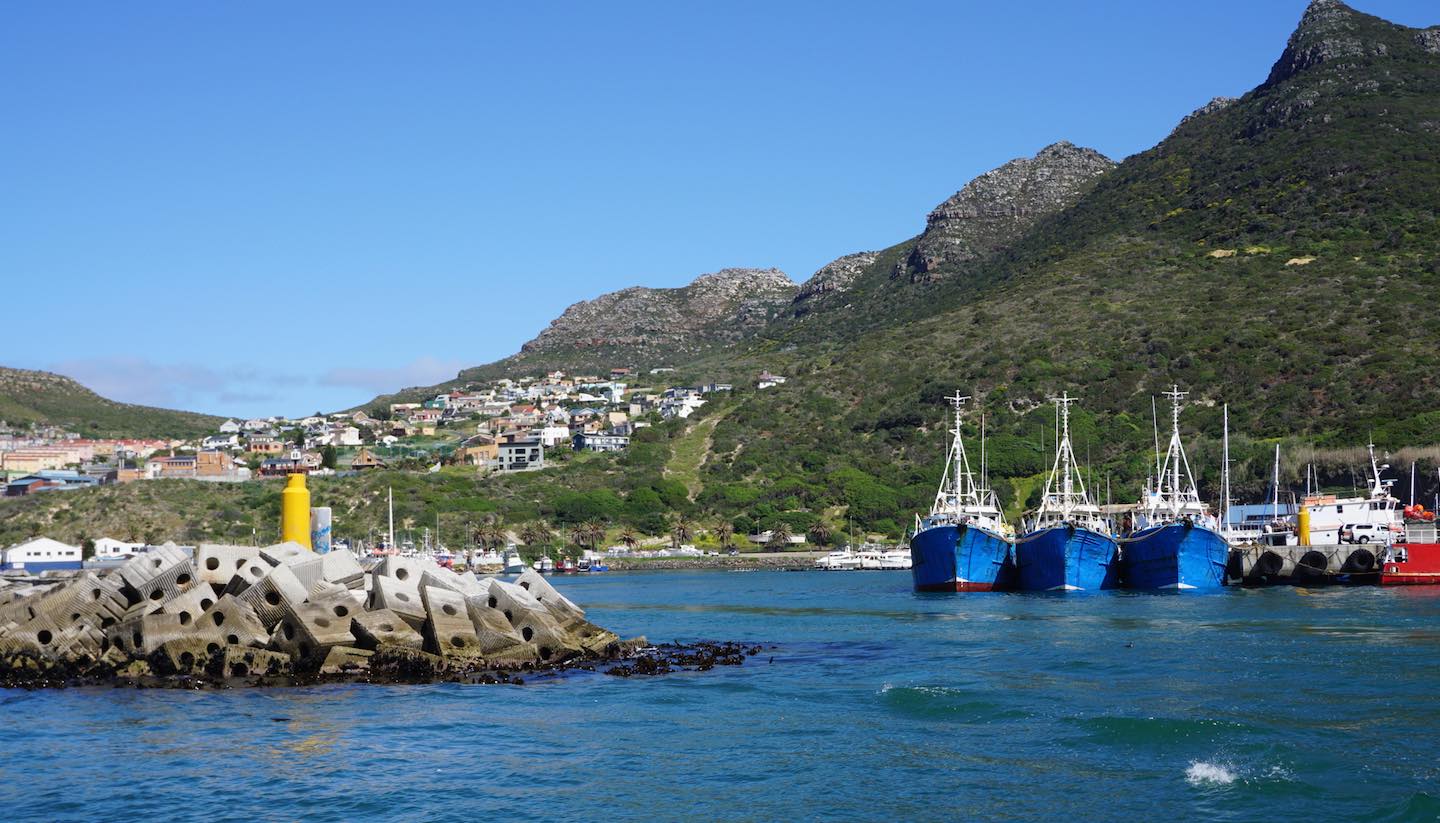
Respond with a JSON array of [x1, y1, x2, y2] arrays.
[[1226, 543, 1383, 586]]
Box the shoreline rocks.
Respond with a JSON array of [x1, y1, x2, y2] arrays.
[[0, 542, 750, 690]]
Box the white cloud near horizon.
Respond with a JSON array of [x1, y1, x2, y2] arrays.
[[318, 356, 464, 395], [47, 356, 308, 416]]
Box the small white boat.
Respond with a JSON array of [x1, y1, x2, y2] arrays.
[[503, 548, 526, 575], [815, 548, 862, 570], [879, 549, 912, 570], [533, 555, 555, 574]]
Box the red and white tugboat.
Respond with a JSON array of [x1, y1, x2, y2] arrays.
[[1381, 511, 1440, 585]]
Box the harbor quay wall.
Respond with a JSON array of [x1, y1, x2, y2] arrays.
[[1227, 543, 1384, 584]]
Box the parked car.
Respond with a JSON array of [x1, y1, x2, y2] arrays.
[[1340, 523, 1392, 544]]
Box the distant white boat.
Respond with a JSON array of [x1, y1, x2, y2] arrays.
[[879, 549, 912, 570], [815, 549, 862, 570], [503, 548, 526, 574], [533, 555, 555, 574]]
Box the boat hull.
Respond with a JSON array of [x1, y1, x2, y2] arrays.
[[910, 523, 1013, 592], [1121, 522, 1228, 590], [1014, 526, 1120, 591], [1381, 542, 1440, 585]]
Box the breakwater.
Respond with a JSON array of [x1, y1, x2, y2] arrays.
[[0, 542, 749, 689]]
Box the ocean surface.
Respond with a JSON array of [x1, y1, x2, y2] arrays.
[[5, 570, 1440, 822]]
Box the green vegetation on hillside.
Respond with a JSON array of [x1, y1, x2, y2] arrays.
[[0, 367, 223, 439]]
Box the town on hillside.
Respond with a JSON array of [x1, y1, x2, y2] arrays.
[[0, 367, 787, 496]]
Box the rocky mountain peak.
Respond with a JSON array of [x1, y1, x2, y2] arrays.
[[1266, 0, 1396, 86], [791, 252, 879, 315], [1174, 96, 1239, 133], [899, 142, 1115, 281], [517, 268, 796, 362]]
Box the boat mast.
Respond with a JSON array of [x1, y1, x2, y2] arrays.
[[1157, 385, 1196, 515], [1221, 404, 1230, 529], [1271, 444, 1281, 522], [1151, 395, 1162, 483], [387, 486, 396, 550], [947, 392, 975, 506], [1037, 393, 1091, 523]]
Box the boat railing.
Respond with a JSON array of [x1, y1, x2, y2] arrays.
[[1401, 523, 1439, 544]]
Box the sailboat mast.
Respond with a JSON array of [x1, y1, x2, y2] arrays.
[[387, 486, 396, 550]]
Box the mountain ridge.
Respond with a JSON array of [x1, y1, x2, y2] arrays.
[[0, 366, 224, 439]]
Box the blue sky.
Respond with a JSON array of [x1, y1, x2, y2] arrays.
[[3, 1, 1435, 418]]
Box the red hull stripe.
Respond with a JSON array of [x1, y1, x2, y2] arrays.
[[915, 581, 995, 592]]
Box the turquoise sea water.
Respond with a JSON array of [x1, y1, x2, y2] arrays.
[[5, 570, 1440, 821]]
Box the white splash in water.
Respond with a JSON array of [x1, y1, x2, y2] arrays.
[[1186, 761, 1237, 785]]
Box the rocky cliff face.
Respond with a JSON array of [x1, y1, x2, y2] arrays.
[[790, 252, 879, 316], [518, 268, 797, 362], [897, 141, 1115, 282], [1249, 0, 1438, 135], [1265, 0, 1379, 86]]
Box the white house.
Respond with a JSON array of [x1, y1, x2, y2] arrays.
[[757, 371, 788, 389], [202, 434, 241, 451], [660, 396, 706, 419], [94, 537, 143, 558], [218, 420, 242, 434], [1, 537, 83, 571], [536, 425, 573, 448]]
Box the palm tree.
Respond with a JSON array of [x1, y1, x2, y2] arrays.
[[619, 527, 639, 551], [473, 516, 503, 550], [807, 521, 832, 547], [568, 526, 588, 553], [768, 522, 794, 549], [716, 522, 735, 550], [519, 521, 552, 554], [670, 517, 693, 550], [583, 520, 606, 551]]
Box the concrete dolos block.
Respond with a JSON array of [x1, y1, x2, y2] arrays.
[[235, 564, 309, 630], [269, 599, 357, 661], [374, 555, 440, 586], [259, 541, 314, 567], [319, 646, 373, 675], [199, 595, 270, 648], [319, 548, 365, 588], [420, 586, 482, 659], [195, 544, 263, 586], [486, 579, 582, 663], [129, 560, 201, 609], [463, 597, 536, 662], [514, 569, 586, 626], [369, 573, 426, 630], [349, 608, 425, 651]]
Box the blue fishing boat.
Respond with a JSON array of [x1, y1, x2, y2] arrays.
[[1014, 394, 1120, 591], [910, 393, 1015, 592], [1120, 386, 1229, 590]]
